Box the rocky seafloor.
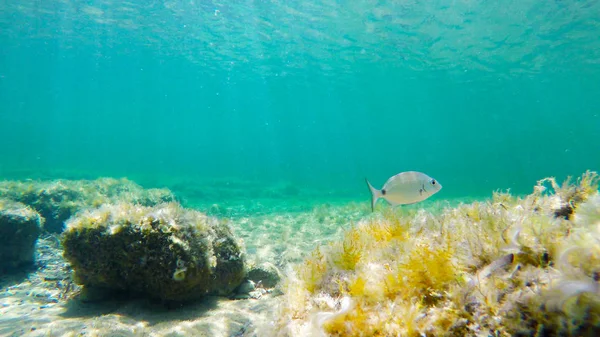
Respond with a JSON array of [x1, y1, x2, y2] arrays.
[[0, 178, 372, 337], [1, 173, 599, 337], [0, 232, 281, 337]]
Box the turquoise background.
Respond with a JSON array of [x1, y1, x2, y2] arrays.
[[1, 0, 599, 204]]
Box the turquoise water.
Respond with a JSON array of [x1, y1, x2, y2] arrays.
[[1, 0, 599, 205]]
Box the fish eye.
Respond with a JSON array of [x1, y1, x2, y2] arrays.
[[431, 179, 436, 185]]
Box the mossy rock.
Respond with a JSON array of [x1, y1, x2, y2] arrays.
[[0, 178, 177, 233], [61, 202, 246, 301], [0, 199, 42, 273], [247, 262, 282, 288]]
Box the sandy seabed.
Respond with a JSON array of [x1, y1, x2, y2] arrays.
[[0, 201, 371, 337]]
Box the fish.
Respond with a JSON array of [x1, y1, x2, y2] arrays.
[[365, 171, 442, 212]]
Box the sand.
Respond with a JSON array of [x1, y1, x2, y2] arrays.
[[0, 201, 372, 337]]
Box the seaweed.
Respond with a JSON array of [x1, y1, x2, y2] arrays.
[[277, 171, 600, 336]]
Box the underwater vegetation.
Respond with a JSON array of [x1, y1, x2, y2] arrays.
[[0, 199, 42, 273], [61, 202, 247, 301], [0, 178, 176, 233], [277, 171, 600, 336]]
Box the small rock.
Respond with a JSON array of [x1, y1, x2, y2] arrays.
[[236, 280, 256, 295], [247, 262, 282, 288], [248, 288, 267, 299]]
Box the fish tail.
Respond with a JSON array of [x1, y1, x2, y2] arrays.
[[365, 178, 382, 212]]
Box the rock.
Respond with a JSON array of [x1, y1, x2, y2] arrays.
[[236, 280, 256, 294], [61, 202, 246, 301], [0, 199, 42, 273], [232, 281, 268, 300], [0, 178, 177, 233], [248, 288, 267, 299], [247, 262, 282, 288]]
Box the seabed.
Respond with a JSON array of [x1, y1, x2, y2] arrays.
[[1, 172, 599, 337]]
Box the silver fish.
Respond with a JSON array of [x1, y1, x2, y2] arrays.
[[366, 171, 442, 211]]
